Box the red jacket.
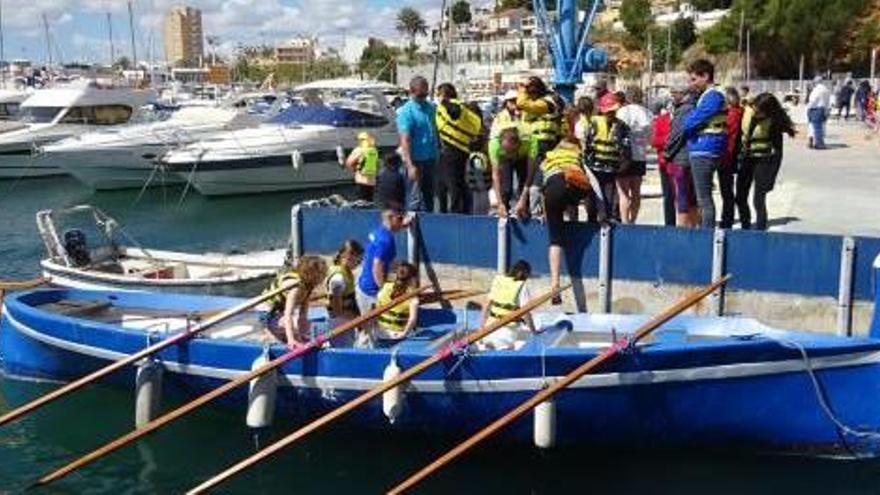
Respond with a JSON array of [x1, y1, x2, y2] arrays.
[[652, 112, 672, 173], [722, 105, 744, 168]]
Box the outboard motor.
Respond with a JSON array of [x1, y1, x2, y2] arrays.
[[63, 229, 91, 267]]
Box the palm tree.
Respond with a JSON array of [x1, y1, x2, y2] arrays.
[[396, 7, 428, 61]]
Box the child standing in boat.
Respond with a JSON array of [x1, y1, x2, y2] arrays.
[[262, 255, 328, 348], [325, 240, 364, 347], [478, 260, 537, 350], [370, 262, 420, 347]]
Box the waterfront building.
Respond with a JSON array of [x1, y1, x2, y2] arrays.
[[275, 38, 317, 65], [163, 6, 205, 67]]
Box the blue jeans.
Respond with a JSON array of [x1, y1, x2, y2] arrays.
[[690, 155, 719, 229], [407, 159, 436, 212], [807, 108, 827, 148]]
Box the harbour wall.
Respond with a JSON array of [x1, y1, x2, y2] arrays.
[[295, 208, 880, 335]]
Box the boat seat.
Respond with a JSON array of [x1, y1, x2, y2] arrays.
[[52, 300, 113, 317], [210, 324, 262, 340]]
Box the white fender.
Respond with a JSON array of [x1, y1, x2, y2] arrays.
[[246, 352, 279, 429], [291, 149, 303, 171], [382, 353, 404, 424], [135, 359, 163, 428], [533, 398, 557, 449], [336, 145, 346, 167]]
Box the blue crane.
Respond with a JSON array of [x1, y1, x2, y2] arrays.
[[531, 0, 608, 102]]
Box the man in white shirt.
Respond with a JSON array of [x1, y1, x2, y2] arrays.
[[806, 76, 831, 149]]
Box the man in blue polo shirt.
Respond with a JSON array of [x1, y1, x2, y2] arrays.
[[356, 208, 408, 313], [397, 76, 439, 212]]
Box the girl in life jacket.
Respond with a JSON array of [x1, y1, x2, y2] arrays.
[[262, 255, 328, 349], [326, 240, 364, 347], [478, 260, 537, 351], [373, 262, 420, 346]]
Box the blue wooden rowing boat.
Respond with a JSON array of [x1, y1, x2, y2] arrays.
[[4, 285, 880, 457]]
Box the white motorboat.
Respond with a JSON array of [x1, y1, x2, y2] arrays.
[[44, 106, 269, 190], [36, 205, 286, 296], [160, 79, 400, 196], [0, 81, 154, 179]]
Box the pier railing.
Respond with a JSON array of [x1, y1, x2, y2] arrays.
[[292, 207, 880, 336]]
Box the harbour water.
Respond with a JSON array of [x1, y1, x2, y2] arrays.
[[2, 178, 880, 494]]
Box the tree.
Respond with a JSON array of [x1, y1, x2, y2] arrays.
[[396, 7, 428, 50], [450, 0, 472, 26], [359, 38, 399, 82], [620, 0, 653, 48], [113, 56, 131, 70]]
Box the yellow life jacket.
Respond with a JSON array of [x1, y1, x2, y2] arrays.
[[541, 145, 582, 177], [358, 143, 379, 177], [263, 270, 300, 312], [697, 87, 729, 136], [487, 275, 525, 325], [522, 94, 562, 143], [376, 282, 411, 337], [325, 264, 357, 317], [490, 110, 520, 139], [587, 115, 622, 172], [436, 99, 482, 153]]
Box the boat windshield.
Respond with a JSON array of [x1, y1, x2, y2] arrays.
[[18, 106, 63, 124]]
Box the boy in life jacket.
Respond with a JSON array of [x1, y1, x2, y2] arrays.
[[478, 260, 537, 350], [345, 132, 380, 202], [372, 262, 420, 347], [261, 255, 328, 348], [325, 240, 364, 347]]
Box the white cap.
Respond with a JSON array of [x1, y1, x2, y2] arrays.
[[503, 89, 518, 101]]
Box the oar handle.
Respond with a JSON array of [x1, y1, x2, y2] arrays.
[[0, 281, 298, 428], [34, 285, 429, 487], [186, 284, 568, 494], [387, 275, 732, 494]]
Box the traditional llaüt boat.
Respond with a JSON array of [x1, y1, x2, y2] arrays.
[[3, 205, 880, 491], [36, 205, 284, 296]]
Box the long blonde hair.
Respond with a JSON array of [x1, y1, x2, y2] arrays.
[[295, 255, 328, 303]]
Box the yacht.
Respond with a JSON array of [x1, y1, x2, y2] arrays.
[[44, 105, 270, 191], [0, 81, 154, 178], [160, 79, 399, 196]]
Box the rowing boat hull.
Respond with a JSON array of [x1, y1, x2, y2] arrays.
[[3, 289, 880, 455]]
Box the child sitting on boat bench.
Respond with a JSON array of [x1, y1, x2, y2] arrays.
[[261, 255, 328, 349], [478, 259, 537, 351], [366, 261, 420, 348]]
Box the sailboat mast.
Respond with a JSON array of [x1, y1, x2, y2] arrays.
[[127, 1, 138, 67], [0, 0, 5, 85], [42, 12, 52, 68], [107, 12, 115, 65]]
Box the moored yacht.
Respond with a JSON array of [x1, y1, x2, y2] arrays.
[[0, 81, 154, 179], [44, 105, 269, 190], [160, 79, 399, 196]]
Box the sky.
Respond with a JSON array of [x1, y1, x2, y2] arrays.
[[0, 0, 446, 65]]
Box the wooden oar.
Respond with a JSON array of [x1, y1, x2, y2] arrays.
[[186, 284, 568, 494], [0, 282, 299, 428], [34, 286, 428, 487], [387, 275, 732, 494]]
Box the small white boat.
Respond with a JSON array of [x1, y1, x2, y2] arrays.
[[0, 81, 154, 179], [161, 79, 399, 196], [36, 205, 285, 296]]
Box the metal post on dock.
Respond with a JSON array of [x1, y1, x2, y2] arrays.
[[496, 217, 508, 275], [711, 229, 727, 316], [597, 224, 612, 314], [837, 236, 855, 337], [290, 205, 302, 265], [407, 213, 420, 285]]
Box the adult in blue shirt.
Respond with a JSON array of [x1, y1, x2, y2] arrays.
[[356, 208, 408, 314], [397, 76, 439, 212], [683, 59, 728, 229]]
